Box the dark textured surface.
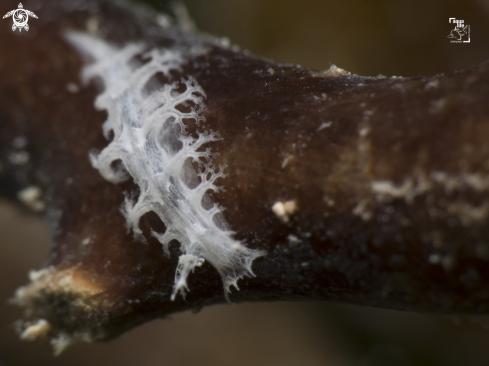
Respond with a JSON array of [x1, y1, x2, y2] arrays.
[[1, 0, 489, 346]]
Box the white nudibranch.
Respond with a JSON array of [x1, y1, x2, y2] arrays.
[[64, 31, 265, 301]]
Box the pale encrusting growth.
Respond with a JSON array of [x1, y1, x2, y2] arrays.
[[65, 31, 265, 301]]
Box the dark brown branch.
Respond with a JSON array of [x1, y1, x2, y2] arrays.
[[1, 0, 489, 353]]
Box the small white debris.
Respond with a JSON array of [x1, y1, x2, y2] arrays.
[[86, 17, 98, 34], [51, 333, 75, 356], [372, 180, 413, 199], [359, 127, 370, 137], [18, 186, 41, 202], [156, 14, 172, 28], [17, 186, 45, 212], [81, 237, 91, 246], [281, 155, 294, 168], [219, 37, 231, 47], [324, 198, 335, 207], [12, 136, 27, 149], [28, 268, 45, 282], [267, 68, 275, 75], [284, 200, 297, 215], [425, 79, 440, 89], [66, 83, 79, 93], [8, 151, 30, 165], [317, 121, 332, 131], [272, 202, 286, 219], [20, 319, 51, 341], [287, 234, 302, 247], [352, 199, 373, 221], [272, 200, 297, 223], [313, 64, 348, 77]]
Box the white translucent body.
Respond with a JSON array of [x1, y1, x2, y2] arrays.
[[65, 32, 265, 301]]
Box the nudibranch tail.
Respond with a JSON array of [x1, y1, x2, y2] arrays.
[[64, 31, 265, 301]]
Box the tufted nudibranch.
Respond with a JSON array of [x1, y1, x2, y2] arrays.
[[64, 31, 265, 302], [2, 0, 489, 355]]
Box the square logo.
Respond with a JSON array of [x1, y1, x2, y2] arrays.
[[447, 18, 470, 43]]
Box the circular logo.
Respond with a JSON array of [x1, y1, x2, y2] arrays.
[[12, 9, 29, 29]]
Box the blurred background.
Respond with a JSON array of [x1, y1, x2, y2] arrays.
[[168, 0, 489, 76], [2, 0, 489, 365]]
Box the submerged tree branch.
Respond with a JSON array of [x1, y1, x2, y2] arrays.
[[1, 0, 489, 353]]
